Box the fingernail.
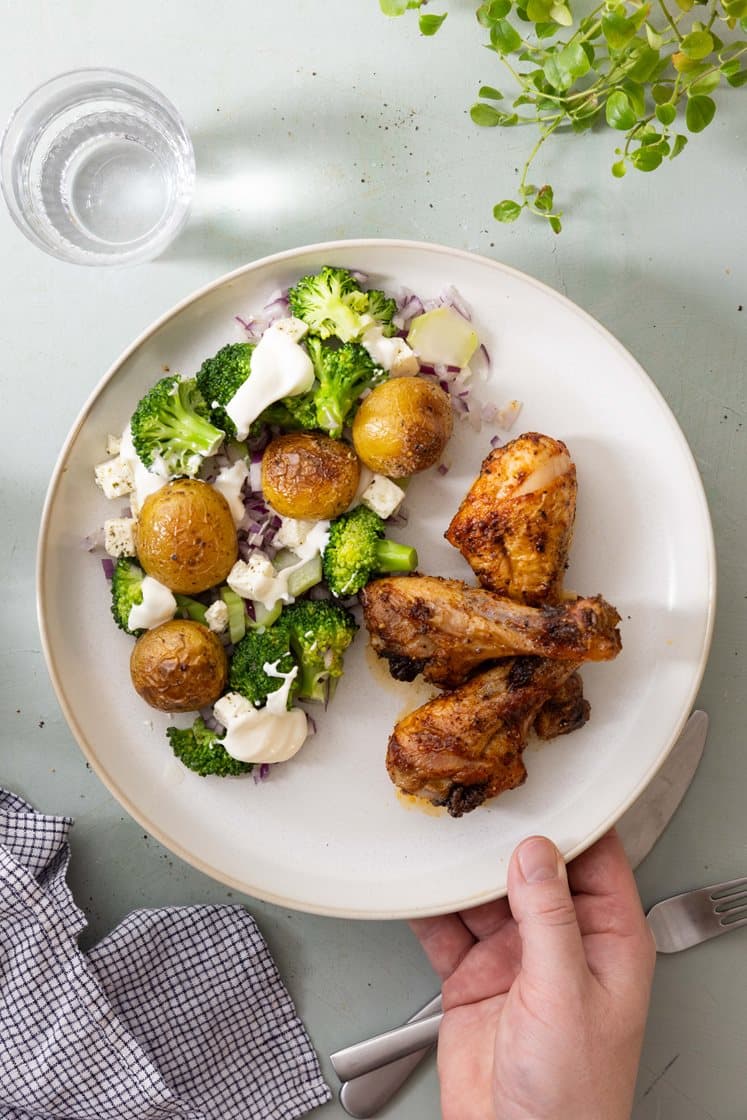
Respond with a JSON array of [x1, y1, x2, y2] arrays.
[[517, 837, 560, 883]]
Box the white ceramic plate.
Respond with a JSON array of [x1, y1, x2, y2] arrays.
[[38, 240, 715, 919]]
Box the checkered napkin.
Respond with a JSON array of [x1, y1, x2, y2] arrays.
[[0, 789, 332, 1119]]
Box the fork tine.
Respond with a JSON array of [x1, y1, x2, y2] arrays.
[[710, 877, 747, 900], [719, 913, 747, 931]]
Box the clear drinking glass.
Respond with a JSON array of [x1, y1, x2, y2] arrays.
[[0, 69, 195, 265]]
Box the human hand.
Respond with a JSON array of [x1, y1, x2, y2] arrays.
[[410, 830, 656, 1120]]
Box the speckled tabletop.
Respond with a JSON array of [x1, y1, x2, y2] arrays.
[[1, 2, 745, 1117]]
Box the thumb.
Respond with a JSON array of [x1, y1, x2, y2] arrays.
[[508, 836, 587, 988]]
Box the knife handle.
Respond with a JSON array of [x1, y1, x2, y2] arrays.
[[336, 994, 443, 1117]]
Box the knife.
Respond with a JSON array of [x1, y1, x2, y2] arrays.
[[333, 710, 709, 1112]]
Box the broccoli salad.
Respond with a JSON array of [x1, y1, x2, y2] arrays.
[[91, 265, 506, 781]]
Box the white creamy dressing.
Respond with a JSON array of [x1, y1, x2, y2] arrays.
[[361, 324, 419, 375], [213, 672, 308, 765], [211, 459, 249, 525], [128, 575, 177, 631], [120, 424, 168, 513], [227, 519, 330, 612], [225, 317, 315, 441]]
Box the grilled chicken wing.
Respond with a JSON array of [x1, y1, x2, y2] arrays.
[[445, 433, 577, 606], [361, 574, 621, 688], [387, 656, 579, 816], [533, 670, 590, 739]]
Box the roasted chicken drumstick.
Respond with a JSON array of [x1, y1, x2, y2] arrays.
[[446, 432, 590, 737], [445, 432, 577, 605], [361, 574, 621, 688], [387, 656, 580, 817]]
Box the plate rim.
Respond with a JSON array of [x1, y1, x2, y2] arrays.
[[36, 237, 718, 919]]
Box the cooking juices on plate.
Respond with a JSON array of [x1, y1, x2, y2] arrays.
[[92, 266, 489, 781]]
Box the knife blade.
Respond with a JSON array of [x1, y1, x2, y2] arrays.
[[335, 709, 708, 1115], [616, 709, 708, 869]]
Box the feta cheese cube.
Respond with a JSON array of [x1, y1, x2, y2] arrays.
[[104, 518, 137, 558], [227, 554, 279, 605], [361, 475, 406, 521], [205, 599, 230, 635], [273, 517, 317, 552], [94, 456, 134, 499], [106, 433, 122, 456]]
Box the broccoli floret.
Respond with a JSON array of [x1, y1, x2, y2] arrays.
[[195, 343, 253, 438], [111, 557, 146, 635], [282, 600, 358, 703], [259, 391, 319, 432], [365, 289, 398, 337], [322, 505, 418, 597], [167, 717, 252, 777], [229, 625, 297, 708], [288, 266, 370, 343], [130, 374, 225, 477], [307, 337, 386, 439]]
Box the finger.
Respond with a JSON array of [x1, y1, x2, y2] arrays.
[[459, 895, 513, 940], [409, 914, 475, 981], [442, 919, 522, 1009], [568, 830, 648, 938], [507, 835, 587, 988]]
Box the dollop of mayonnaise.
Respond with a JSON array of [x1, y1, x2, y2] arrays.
[[128, 575, 177, 631], [213, 665, 308, 765], [211, 459, 249, 525], [361, 324, 419, 376], [225, 317, 315, 441], [120, 424, 168, 515]]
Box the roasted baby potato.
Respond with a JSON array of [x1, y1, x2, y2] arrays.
[[130, 619, 228, 712], [261, 431, 360, 519], [351, 377, 453, 477], [136, 479, 238, 594]]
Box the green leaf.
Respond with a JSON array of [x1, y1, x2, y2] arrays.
[[602, 5, 648, 49], [688, 70, 720, 94], [685, 93, 716, 131], [535, 19, 560, 35], [719, 39, 747, 60], [723, 0, 747, 15], [535, 184, 555, 211], [379, 0, 417, 14], [612, 158, 627, 176], [627, 42, 661, 81], [646, 23, 664, 49], [631, 147, 663, 171], [543, 41, 591, 89], [526, 0, 553, 21], [470, 102, 504, 125], [493, 199, 523, 222], [656, 102, 676, 124], [479, 85, 505, 99], [681, 29, 714, 58], [726, 67, 747, 85], [490, 17, 522, 51], [622, 81, 646, 117], [550, 2, 573, 24], [549, 215, 563, 233], [477, 0, 512, 21], [419, 12, 448, 34], [605, 89, 637, 128], [652, 82, 673, 103], [674, 0, 694, 11], [670, 133, 688, 157]]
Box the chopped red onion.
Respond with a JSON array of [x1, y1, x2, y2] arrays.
[[200, 707, 225, 734], [84, 528, 105, 552], [350, 269, 369, 285], [437, 463, 450, 476], [253, 762, 272, 783], [489, 434, 502, 449], [101, 558, 115, 580]]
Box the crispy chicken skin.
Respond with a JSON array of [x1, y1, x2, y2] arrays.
[[445, 433, 577, 606], [533, 670, 590, 739], [361, 575, 621, 688], [387, 656, 579, 816]]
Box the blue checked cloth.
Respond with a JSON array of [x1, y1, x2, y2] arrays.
[[0, 789, 332, 1119]]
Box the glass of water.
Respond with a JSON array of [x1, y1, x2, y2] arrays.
[[0, 69, 195, 265]]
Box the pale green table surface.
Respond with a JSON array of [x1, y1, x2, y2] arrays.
[[1, 3, 745, 1117]]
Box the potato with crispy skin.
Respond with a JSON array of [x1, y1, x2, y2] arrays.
[[136, 479, 237, 594], [261, 431, 360, 519], [352, 377, 453, 478], [130, 619, 228, 712]]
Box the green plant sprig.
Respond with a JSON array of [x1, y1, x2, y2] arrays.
[[379, 0, 747, 230]]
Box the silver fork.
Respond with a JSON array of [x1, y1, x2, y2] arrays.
[[647, 876, 747, 953]]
